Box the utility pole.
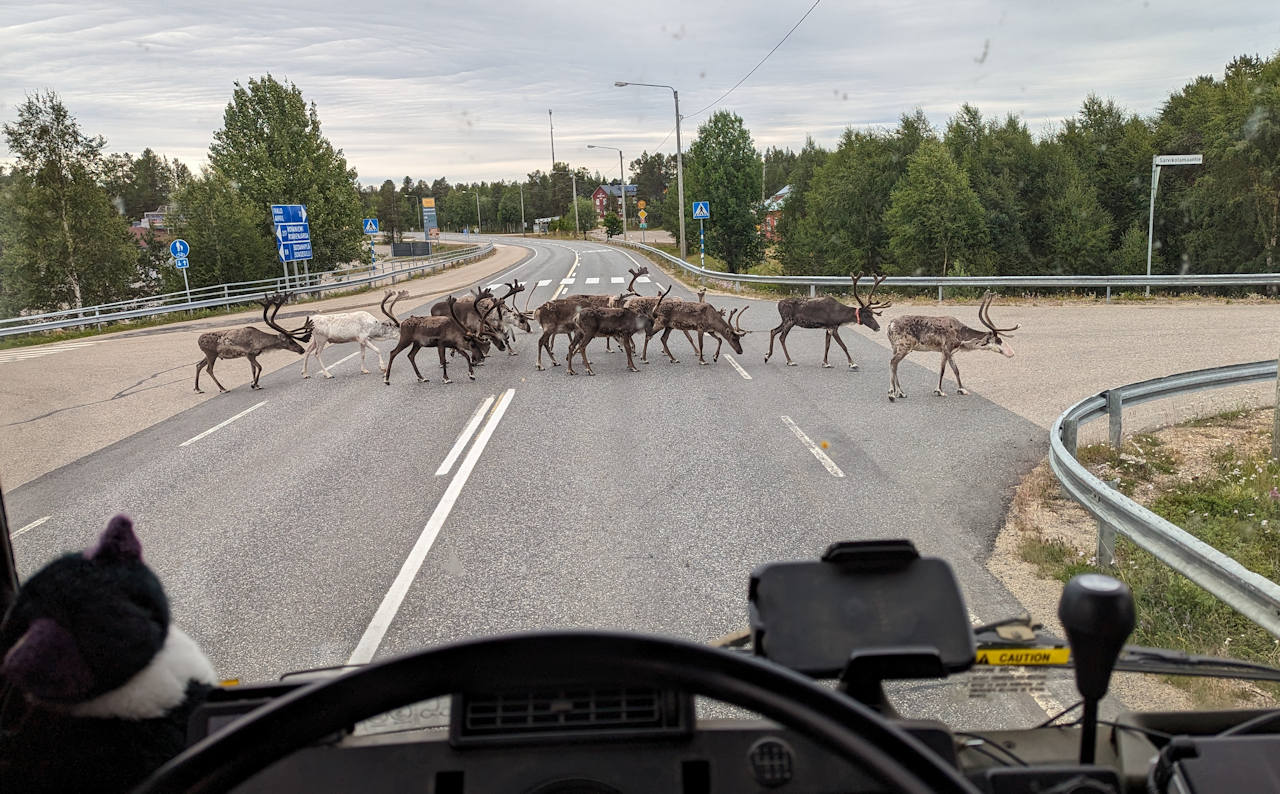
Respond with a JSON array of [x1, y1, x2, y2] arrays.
[[518, 183, 525, 236], [571, 172, 580, 239], [548, 109, 555, 171]]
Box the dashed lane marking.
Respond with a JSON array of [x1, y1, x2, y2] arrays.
[[780, 416, 844, 478]]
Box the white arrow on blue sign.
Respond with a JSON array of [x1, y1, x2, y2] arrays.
[[174, 257, 189, 269], [270, 204, 307, 225], [692, 201, 710, 220], [169, 239, 190, 257]]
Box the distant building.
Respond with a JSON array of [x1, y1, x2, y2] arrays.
[[762, 186, 790, 241], [590, 184, 638, 218], [533, 216, 560, 234], [128, 205, 172, 246]]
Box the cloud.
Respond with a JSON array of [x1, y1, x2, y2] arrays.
[[1, 0, 1274, 183]]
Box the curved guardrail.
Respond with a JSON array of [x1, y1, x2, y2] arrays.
[[615, 239, 1280, 297], [0, 244, 493, 338], [1048, 360, 1280, 637]]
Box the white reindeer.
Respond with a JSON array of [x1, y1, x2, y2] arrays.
[[301, 290, 408, 378]]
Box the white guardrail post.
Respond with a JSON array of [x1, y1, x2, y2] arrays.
[[1049, 360, 1280, 637]]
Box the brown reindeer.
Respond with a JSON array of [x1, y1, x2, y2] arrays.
[[886, 291, 1019, 401], [531, 266, 648, 368], [565, 286, 671, 375], [651, 298, 750, 365], [430, 287, 507, 356], [765, 273, 891, 369], [194, 293, 314, 393], [383, 296, 488, 385]]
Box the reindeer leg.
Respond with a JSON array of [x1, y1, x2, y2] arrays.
[[947, 353, 968, 395], [314, 339, 335, 379], [437, 345, 452, 384], [578, 332, 595, 376], [765, 321, 785, 363], [248, 355, 264, 389], [934, 355, 948, 397], [641, 331, 653, 364], [408, 343, 428, 383], [830, 329, 857, 370], [696, 330, 709, 365], [778, 324, 798, 366], [463, 348, 477, 381], [660, 328, 680, 363], [822, 331, 834, 368], [682, 329, 698, 356], [194, 357, 207, 393], [713, 333, 723, 362], [888, 350, 909, 401], [365, 339, 384, 373], [624, 335, 639, 372], [301, 339, 315, 378], [384, 340, 410, 384], [566, 332, 580, 375], [205, 356, 228, 393]]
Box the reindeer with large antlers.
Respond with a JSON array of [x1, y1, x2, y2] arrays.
[[383, 296, 488, 385], [764, 273, 891, 369], [430, 287, 507, 357], [493, 280, 532, 355], [886, 291, 1019, 402], [193, 293, 313, 393], [300, 290, 407, 378], [650, 298, 750, 365], [531, 266, 648, 368]]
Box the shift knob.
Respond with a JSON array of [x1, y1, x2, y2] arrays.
[[1058, 573, 1135, 701]]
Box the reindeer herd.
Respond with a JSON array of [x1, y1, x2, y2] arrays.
[[192, 266, 1019, 401]]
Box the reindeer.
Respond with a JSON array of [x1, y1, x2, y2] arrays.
[[565, 286, 671, 375], [300, 290, 407, 378], [886, 291, 1019, 402], [531, 266, 647, 368], [194, 293, 313, 393], [764, 273, 891, 369], [430, 287, 507, 357], [383, 296, 488, 385], [493, 280, 532, 355], [650, 298, 750, 365]]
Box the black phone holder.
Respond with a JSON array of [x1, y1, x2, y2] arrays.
[[748, 540, 975, 711]]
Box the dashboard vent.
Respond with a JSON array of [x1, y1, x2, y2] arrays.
[[450, 687, 692, 746]]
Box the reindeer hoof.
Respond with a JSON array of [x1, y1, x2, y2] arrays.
[[934, 389, 946, 397], [324, 372, 335, 379], [888, 394, 895, 403], [957, 388, 969, 396], [194, 388, 203, 394], [302, 374, 310, 379], [359, 369, 371, 375], [822, 363, 833, 369], [628, 367, 639, 373], [699, 360, 709, 366], [468, 375, 475, 381], [417, 377, 426, 383], [536, 365, 545, 371], [849, 363, 858, 370], [786, 361, 798, 367]]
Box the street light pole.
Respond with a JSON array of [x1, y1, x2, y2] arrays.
[[587, 144, 628, 242], [474, 190, 482, 235], [1145, 153, 1203, 296], [616, 81, 685, 259], [518, 183, 525, 236]]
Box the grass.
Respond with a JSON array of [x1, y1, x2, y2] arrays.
[[1020, 411, 1280, 698], [0, 247, 495, 351]]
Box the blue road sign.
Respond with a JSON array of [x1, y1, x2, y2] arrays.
[[278, 240, 313, 262], [169, 239, 189, 257], [363, 218, 379, 234], [692, 201, 710, 220], [270, 204, 307, 225], [174, 257, 189, 269], [639, 222, 648, 229]]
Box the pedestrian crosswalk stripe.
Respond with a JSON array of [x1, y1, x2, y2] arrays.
[[610, 277, 624, 284], [560, 278, 575, 285], [585, 277, 599, 284]]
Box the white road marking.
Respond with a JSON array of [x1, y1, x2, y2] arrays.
[[0, 340, 98, 364], [780, 416, 845, 477], [636, 276, 652, 283], [610, 277, 624, 284], [179, 400, 268, 447], [10, 516, 50, 539], [724, 354, 752, 380], [348, 388, 516, 665], [559, 278, 576, 285], [585, 277, 600, 285], [536, 279, 551, 287], [551, 250, 582, 300], [435, 395, 496, 476]]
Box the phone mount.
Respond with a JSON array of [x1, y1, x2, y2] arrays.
[[748, 540, 976, 712]]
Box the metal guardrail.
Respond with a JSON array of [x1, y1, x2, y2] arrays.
[[616, 240, 1280, 299], [1048, 360, 1280, 637], [0, 245, 493, 338]]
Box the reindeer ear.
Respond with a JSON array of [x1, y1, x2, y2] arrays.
[[85, 514, 142, 561]]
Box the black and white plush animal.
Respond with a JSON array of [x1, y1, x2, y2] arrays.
[[0, 514, 216, 793]]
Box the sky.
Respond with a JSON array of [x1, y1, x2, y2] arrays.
[[1, 1, 1276, 186]]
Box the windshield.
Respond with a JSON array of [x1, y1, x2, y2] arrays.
[[2, 1, 1279, 736]]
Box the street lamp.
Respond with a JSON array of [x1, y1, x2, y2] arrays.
[[459, 189, 482, 235], [1145, 154, 1202, 296], [587, 144, 628, 242], [615, 80, 685, 259]]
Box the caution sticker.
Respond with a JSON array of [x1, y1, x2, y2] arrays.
[[976, 647, 1071, 666]]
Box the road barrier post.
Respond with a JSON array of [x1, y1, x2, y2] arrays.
[[1107, 390, 1124, 449], [1097, 482, 1120, 568], [1061, 417, 1078, 458]]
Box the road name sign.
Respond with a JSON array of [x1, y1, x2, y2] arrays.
[[1154, 154, 1203, 166], [174, 257, 189, 269], [692, 201, 710, 220], [270, 204, 311, 263], [363, 218, 379, 234], [169, 239, 189, 258], [270, 204, 307, 225]]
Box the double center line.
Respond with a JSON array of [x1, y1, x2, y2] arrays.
[[348, 388, 516, 665]]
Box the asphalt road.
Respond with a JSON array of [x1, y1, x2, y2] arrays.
[[1, 236, 1123, 730]]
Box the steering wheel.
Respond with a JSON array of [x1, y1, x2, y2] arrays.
[[137, 631, 981, 794]]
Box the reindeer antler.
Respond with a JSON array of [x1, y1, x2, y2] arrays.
[[261, 292, 311, 341], [500, 280, 525, 305], [380, 289, 406, 327], [852, 272, 892, 315], [735, 304, 750, 334], [653, 283, 673, 315], [978, 291, 1019, 335], [625, 265, 648, 294], [446, 295, 481, 339]]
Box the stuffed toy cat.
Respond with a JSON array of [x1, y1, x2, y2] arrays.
[[0, 514, 216, 793]]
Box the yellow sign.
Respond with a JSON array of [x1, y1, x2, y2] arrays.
[[421, 197, 435, 208], [976, 647, 1071, 666], [637, 200, 646, 209], [638, 210, 647, 220]]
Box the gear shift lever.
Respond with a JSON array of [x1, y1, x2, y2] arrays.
[[1057, 573, 1135, 764]]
